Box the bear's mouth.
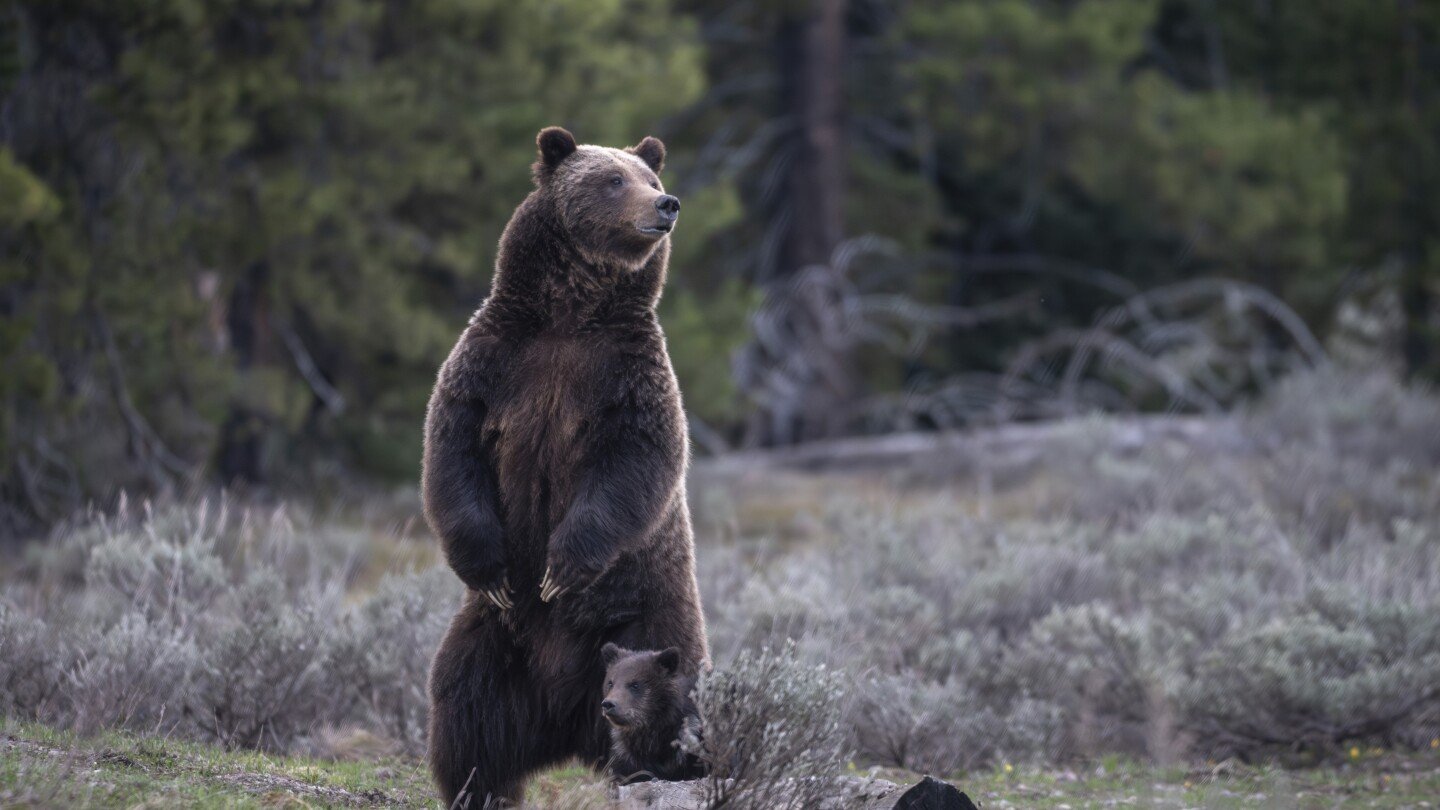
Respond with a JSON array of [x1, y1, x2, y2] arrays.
[[636, 222, 673, 235]]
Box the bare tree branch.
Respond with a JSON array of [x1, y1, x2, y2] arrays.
[[279, 323, 346, 415], [92, 308, 191, 480]]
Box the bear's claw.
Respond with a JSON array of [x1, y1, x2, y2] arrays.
[[482, 577, 514, 610], [539, 567, 567, 602]]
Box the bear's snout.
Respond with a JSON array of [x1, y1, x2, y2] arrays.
[[601, 699, 631, 727], [654, 194, 680, 219]]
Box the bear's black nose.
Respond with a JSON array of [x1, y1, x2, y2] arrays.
[[601, 700, 616, 712], [655, 195, 680, 219]]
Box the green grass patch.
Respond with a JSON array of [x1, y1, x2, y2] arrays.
[[943, 753, 1440, 809], [5, 722, 1440, 808], [0, 721, 435, 808]]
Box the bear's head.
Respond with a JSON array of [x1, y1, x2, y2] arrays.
[[600, 642, 683, 730], [532, 127, 679, 270]]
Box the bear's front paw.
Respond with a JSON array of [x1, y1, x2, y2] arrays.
[[539, 546, 608, 603], [479, 575, 514, 611], [456, 562, 514, 611]]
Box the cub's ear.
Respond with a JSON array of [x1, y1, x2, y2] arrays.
[[630, 136, 666, 173], [602, 642, 624, 667], [537, 127, 578, 169], [655, 647, 681, 675]]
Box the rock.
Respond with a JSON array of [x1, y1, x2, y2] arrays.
[[614, 775, 976, 810], [892, 776, 979, 810], [615, 778, 707, 809]]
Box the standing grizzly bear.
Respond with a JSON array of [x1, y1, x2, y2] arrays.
[[422, 126, 708, 807]]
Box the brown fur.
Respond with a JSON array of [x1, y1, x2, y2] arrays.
[[600, 643, 705, 784], [422, 127, 706, 808]]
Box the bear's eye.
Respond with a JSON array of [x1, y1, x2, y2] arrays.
[[627, 681, 641, 693], [606, 681, 613, 689], [609, 175, 623, 187], [648, 180, 659, 190]]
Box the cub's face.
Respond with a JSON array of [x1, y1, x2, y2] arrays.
[[600, 643, 681, 729], [534, 127, 679, 270]]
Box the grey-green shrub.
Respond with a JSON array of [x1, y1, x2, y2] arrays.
[[0, 497, 460, 754], [3, 369, 1439, 770], [1184, 599, 1440, 756], [686, 641, 850, 810], [333, 567, 457, 754], [66, 611, 197, 736], [690, 372, 1440, 767], [0, 603, 70, 720], [187, 571, 339, 749]]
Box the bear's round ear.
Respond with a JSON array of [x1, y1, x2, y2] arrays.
[[655, 647, 680, 675], [537, 127, 578, 169], [602, 642, 623, 666], [630, 136, 665, 173]]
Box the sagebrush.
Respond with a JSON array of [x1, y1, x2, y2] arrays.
[[3, 369, 1439, 778]]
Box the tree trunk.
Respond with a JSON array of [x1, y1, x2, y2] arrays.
[[778, 0, 846, 277], [748, 0, 855, 445], [1398, 0, 1436, 378], [217, 261, 272, 483]]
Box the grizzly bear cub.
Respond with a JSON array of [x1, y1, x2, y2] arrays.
[[600, 643, 706, 784]]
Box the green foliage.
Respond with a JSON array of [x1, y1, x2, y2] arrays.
[[0, 0, 705, 532], [0, 148, 65, 432], [5, 0, 1440, 531], [658, 180, 756, 429], [901, 0, 1349, 322], [902, 0, 1161, 157], [1074, 76, 1347, 311], [0, 148, 58, 227], [660, 279, 759, 428]]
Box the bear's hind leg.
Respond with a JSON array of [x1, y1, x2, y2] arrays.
[[428, 689, 527, 807], [429, 615, 561, 807]]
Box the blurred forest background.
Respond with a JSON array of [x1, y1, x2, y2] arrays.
[[3, 0, 1439, 540]]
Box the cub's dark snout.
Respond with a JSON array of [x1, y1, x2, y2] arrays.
[[601, 700, 617, 712], [655, 194, 680, 219]]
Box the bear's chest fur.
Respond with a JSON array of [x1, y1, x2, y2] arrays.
[[485, 334, 614, 553]]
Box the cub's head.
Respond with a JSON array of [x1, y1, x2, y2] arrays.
[[600, 642, 682, 730], [533, 126, 679, 270]]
